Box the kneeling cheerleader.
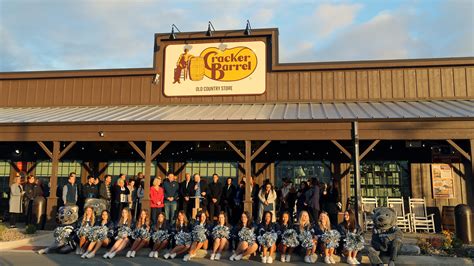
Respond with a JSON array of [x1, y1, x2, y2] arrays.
[[315, 211, 341, 264], [229, 211, 258, 261], [278, 211, 299, 263], [164, 210, 191, 259], [210, 211, 231, 260], [297, 210, 317, 263], [82, 210, 114, 259], [103, 207, 133, 259], [149, 212, 171, 259]]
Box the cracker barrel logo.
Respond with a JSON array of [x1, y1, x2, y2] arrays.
[[173, 46, 258, 84]]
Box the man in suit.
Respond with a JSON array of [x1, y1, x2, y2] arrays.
[[250, 176, 260, 222], [207, 174, 222, 222], [192, 174, 208, 216], [180, 173, 194, 219], [221, 177, 236, 220]]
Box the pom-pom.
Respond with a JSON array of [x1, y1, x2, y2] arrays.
[[238, 227, 256, 245], [257, 231, 278, 248], [298, 230, 315, 249], [152, 230, 170, 243], [175, 231, 192, 246], [343, 232, 365, 251], [87, 225, 109, 242], [281, 229, 300, 248], [321, 229, 341, 249], [116, 226, 132, 240], [212, 225, 230, 240], [53, 225, 74, 246], [191, 224, 208, 243], [77, 224, 92, 238], [132, 227, 151, 240]]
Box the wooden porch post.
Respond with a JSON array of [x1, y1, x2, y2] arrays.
[[244, 140, 253, 213], [143, 141, 152, 211], [469, 139, 474, 208], [46, 141, 60, 228]]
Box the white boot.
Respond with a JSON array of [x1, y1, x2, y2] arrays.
[[126, 250, 132, 258]]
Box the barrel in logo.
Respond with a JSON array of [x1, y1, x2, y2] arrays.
[[188, 57, 205, 81]]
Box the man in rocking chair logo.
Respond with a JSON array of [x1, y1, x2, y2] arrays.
[[164, 41, 266, 97]]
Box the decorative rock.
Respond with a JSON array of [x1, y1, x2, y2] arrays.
[[400, 244, 421, 255]]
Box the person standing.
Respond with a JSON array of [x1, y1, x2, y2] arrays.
[[135, 180, 144, 221], [62, 172, 78, 206], [24, 174, 38, 225], [150, 177, 165, 226], [306, 178, 320, 223], [321, 179, 341, 226], [180, 173, 194, 219], [112, 179, 130, 223], [82, 175, 99, 200], [250, 176, 260, 222], [208, 174, 222, 222], [258, 182, 277, 223], [192, 174, 208, 215], [163, 173, 179, 221], [221, 177, 236, 220], [99, 174, 113, 211], [127, 179, 137, 216], [9, 174, 24, 228]]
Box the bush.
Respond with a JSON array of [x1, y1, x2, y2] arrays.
[[25, 224, 37, 234]]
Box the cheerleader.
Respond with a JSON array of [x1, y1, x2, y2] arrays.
[[278, 211, 298, 263], [229, 211, 258, 261], [184, 211, 212, 261], [257, 211, 279, 264], [126, 209, 151, 258], [315, 211, 341, 264], [82, 210, 114, 258], [210, 211, 231, 260], [76, 206, 95, 255], [337, 210, 363, 265], [296, 210, 317, 263], [164, 210, 191, 259], [149, 212, 171, 258], [104, 207, 133, 259]]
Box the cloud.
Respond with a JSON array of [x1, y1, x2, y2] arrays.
[[312, 3, 363, 38]]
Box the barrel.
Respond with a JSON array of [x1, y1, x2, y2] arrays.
[[442, 206, 456, 232], [188, 57, 205, 81]]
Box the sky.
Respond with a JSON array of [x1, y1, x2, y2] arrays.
[[0, 0, 473, 72]]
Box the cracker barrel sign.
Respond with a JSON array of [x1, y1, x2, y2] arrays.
[[163, 41, 266, 96]]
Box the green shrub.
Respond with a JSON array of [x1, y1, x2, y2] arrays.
[[25, 224, 37, 234]]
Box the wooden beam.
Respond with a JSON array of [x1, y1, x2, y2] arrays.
[[255, 161, 272, 177], [360, 140, 381, 160], [143, 141, 152, 210], [151, 141, 170, 161], [157, 163, 168, 176], [81, 162, 94, 175], [244, 140, 252, 213], [226, 141, 245, 160], [37, 141, 53, 158], [98, 163, 109, 176], [9, 161, 21, 173], [58, 141, 76, 160], [128, 141, 146, 160], [27, 162, 38, 174], [251, 140, 271, 161], [174, 162, 188, 176], [447, 139, 471, 161], [331, 140, 352, 159]]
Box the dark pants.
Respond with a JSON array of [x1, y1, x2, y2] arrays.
[[309, 207, 320, 224], [208, 201, 220, 221], [182, 199, 192, 219], [113, 202, 129, 223], [328, 212, 338, 226], [151, 207, 163, 227], [9, 212, 20, 226], [26, 200, 34, 225], [222, 204, 233, 221]]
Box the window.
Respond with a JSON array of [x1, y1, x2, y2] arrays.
[[275, 161, 331, 188], [185, 161, 239, 183], [107, 161, 156, 184], [350, 161, 410, 206], [35, 161, 82, 197], [0, 161, 10, 199]]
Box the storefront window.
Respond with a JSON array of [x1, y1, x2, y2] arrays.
[[0, 161, 10, 199], [350, 161, 410, 206], [35, 161, 82, 197], [185, 161, 239, 182], [275, 161, 331, 188], [107, 161, 157, 183]]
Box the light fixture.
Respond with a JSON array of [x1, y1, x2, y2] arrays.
[[14, 149, 20, 155], [243, 20, 252, 35], [205, 21, 216, 37], [169, 24, 181, 40], [98, 131, 105, 137]]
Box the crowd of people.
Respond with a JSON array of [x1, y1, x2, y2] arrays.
[[10, 170, 364, 264]]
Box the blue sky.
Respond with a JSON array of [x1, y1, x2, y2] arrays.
[[0, 0, 473, 72]]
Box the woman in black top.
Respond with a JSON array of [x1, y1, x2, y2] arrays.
[[278, 211, 298, 263], [112, 179, 130, 223], [210, 211, 232, 260], [83, 210, 114, 258], [337, 210, 363, 265], [149, 212, 171, 258], [104, 207, 133, 259], [320, 180, 340, 226], [257, 211, 279, 264], [164, 210, 191, 259], [229, 211, 257, 261], [183, 211, 212, 261]]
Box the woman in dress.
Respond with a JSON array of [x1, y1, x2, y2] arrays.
[[82, 210, 114, 258], [183, 211, 211, 261], [257, 211, 279, 264], [229, 211, 258, 261], [104, 207, 133, 259], [278, 211, 298, 263], [76, 206, 95, 255], [163, 210, 191, 259], [315, 211, 341, 264], [297, 210, 317, 263], [126, 209, 151, 258], [337, 210, 363, 265], [149, 212, 171, 258], [210, 211, 231, 260], [258, 182, 277, 223]]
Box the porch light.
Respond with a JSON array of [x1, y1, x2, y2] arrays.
[[244, 20, 251, 35], [98, 131, 105, 137], [169, 24, 181, 40]]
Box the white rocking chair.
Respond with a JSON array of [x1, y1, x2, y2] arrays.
[[387, 197, 412, 232], [409, 197, 436, 233], [362, 197, 378, 231]]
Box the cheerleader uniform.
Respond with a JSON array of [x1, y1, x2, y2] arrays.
[[314, 223, 341, 251], [278, 222, 299, 248], [132, 223, 151, 241], [151, 221, 171, 245], [114, 221, 134, 241], [257, 221, 280, 248], [190, 220, 212, 243], [295, 223, 315, 250], [89, 219, 114, 244], [337, 222, 363, 253], [172, 222, 192, 247], [211, 223, 232, 241]]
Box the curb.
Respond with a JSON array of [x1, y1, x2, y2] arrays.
[[0, 231, 51, 251]]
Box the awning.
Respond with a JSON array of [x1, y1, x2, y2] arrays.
[[0, 100, 473, 124]]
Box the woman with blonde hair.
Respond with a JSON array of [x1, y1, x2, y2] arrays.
[[297, 210, 317, 263], [127, 209, 151, 258], [150, 177, 164, 227], [76, 206, 95, 255], [315, 211, 341, 264], [104, 207, 133, 259], [210, 211, 231, 260], [83, 210, 113, 259]]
